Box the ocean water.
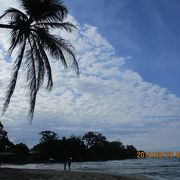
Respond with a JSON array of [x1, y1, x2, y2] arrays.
[[1, 158, 180, 180]]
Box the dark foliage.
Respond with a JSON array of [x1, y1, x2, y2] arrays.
[[0, 127, 138, 163], [13, 143, 29, 155], [0, 121, 14, 153], [31, 131, 137, 162]]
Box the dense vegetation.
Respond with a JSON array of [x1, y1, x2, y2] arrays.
[[0, 122, 137, 164]]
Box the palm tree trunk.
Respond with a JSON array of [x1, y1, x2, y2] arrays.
[[0, 24, 14, 29]]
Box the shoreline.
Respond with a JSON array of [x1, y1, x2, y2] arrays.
[[0, 168, 152, 180]]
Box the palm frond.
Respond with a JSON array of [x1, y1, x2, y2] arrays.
[[9, 29, 25, 55], [33, 28, 79, 74], [57, 38, 79, 75], [2, 40, 26, 115], [36, 40, 53, 91], [26, 38, 37, 122], [33, 22, 76, 32], [20, 0, 68, 23], [37, 3, 68, 23], [30, 35, 45, 91], [51, 36, 79, 75], [0, 8, 27, 20], [33, 28, 68, 68]]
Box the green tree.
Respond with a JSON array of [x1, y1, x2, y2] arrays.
[[13, 143, 29, 155], [82, 132, 107, 149], [0, 121, 14, 152], [125, 145, 137, 158], [0, 0, 79, 122], [39, 130, 59, 143], [37, 131, 59, 159], [65, 135, 86, 161]]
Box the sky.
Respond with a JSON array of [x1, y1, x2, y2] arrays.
[[0, 0, 180, 152], [66, 0, 180, 97]]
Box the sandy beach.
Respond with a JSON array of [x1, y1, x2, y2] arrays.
[[0, 168, 151, 180]]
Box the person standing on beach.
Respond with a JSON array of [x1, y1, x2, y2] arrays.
[[64, 156, 67, 171], [68, 157, 72, 171], [62, 137, 67, 171]]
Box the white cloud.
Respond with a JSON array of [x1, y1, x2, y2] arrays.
[[0, 1, 180, 150]]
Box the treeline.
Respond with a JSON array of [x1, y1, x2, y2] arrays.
[[0, 122, 137, 163]]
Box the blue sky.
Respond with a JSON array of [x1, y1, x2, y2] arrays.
[[0, 0, 180, 152], [66, 0, 180, 96]]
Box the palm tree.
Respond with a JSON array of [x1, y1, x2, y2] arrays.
[[0, 0, 79, 122]]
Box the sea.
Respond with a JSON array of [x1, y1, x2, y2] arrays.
[[1, 158, 180, 180]]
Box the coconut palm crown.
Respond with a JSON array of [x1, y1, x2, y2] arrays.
[[0, 0, 79, 122]]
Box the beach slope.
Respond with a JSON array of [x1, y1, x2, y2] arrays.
[[0, 168, 151, 180]]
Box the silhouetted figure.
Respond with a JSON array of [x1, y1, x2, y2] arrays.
[[64, 156, 67, 171], [68, 157, 72, 171], [62, 137, 67, 171]]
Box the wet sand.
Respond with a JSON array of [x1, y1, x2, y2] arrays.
[[0, 168, 152, 180]]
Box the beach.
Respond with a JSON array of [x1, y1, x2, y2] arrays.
[[0, 168, 151, 180]]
